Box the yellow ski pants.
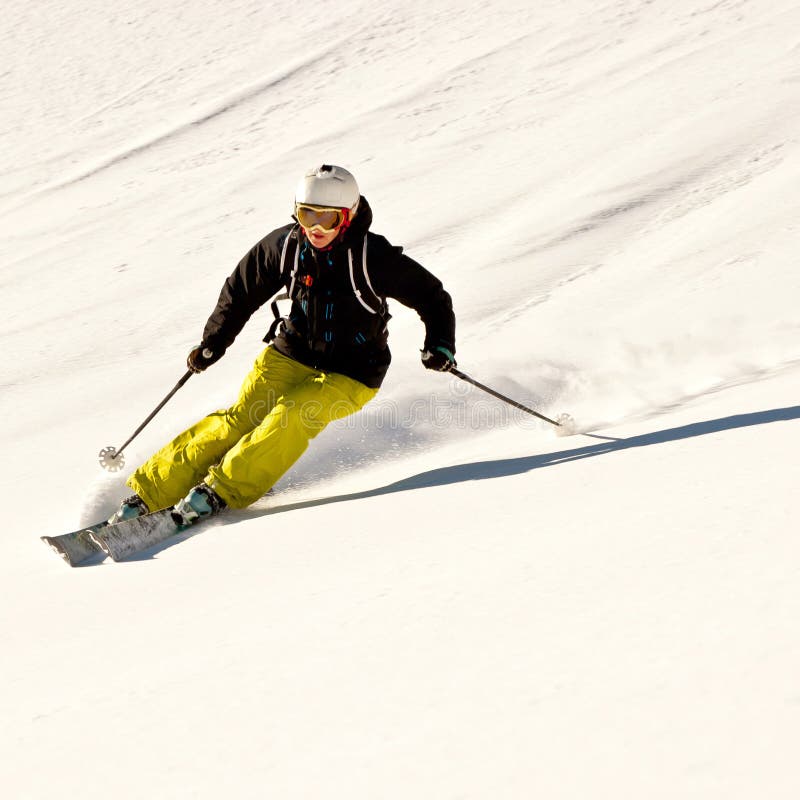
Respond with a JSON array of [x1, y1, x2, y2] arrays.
[[128, 346, 378, 510]]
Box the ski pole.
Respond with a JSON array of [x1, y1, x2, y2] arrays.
[[98, 368, 194, 472], [450, 367, 564, 428]]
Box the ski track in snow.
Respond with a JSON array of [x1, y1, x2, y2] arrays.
[[0, 37, 351, 216], [68, 54, 198, 127]]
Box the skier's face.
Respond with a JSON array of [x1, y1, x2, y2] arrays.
[[303, 226, 340, 249]]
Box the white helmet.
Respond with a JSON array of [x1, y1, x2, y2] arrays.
[[295, 164, 360, 214]]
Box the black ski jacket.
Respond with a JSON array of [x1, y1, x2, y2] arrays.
[[200, 196, 455, 388]]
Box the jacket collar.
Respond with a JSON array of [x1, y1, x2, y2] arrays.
[[340, 195, 372, 244]]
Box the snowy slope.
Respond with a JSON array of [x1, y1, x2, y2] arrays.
[[2, 1, 799, 798]]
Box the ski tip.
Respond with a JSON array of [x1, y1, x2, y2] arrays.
[[41, 536, 76, 567]]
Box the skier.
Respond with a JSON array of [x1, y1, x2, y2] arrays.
[[109, 164, 456, 526]]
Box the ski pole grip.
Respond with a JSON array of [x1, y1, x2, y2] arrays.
[[202, 348, 214, 359]]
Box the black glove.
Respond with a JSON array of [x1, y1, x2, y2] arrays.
[[421, 346, 456, 372], [187, 345, 222, 373]]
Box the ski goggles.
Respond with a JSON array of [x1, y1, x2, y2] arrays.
[[295, 203, 350, 232]]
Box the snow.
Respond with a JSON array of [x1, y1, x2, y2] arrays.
[[2, 1, 799, 797]]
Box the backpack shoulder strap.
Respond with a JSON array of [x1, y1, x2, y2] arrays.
[[348, 236, 385, 315], [279, 226, 300, 289], [265, 227, 299, 342]]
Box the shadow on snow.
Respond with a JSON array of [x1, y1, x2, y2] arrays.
[[239, 404, 800, 520], [113, 404, 798, 561]]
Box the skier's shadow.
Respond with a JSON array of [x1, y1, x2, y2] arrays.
[[235, 404, 800, 520], [123, 404, 797, 560]]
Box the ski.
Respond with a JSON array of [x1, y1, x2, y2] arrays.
[[41, 521, 109, 567], [88, 507, 191, 562]]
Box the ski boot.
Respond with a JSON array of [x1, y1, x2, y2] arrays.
[[171, 483, 227, 527], [108, 494, 149, 525]]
